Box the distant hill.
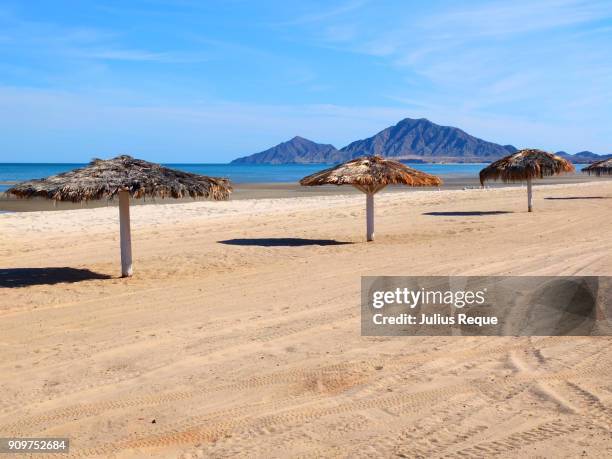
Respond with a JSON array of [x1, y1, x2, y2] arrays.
[[231, 117, 609, 164], [338, 118, 516, 162], [556, 151, 612, 163], [231, 136, 341, 164]]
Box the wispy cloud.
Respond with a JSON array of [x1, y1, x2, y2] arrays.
[[424, 0, 612, 38], [67, 48, 209, 63], [0, 8, 201, 64], [274, 0, 368, 26]]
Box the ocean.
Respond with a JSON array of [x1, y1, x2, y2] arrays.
[[0, 162, 586, 192]]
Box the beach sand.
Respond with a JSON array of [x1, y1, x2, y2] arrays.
[[0, 180, 611, 458]]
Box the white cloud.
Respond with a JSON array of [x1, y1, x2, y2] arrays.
[[0, 9, 198, 64], [274, 0, 369, 26], [67, 48, 209, 63], [423, 0, 612, 38]]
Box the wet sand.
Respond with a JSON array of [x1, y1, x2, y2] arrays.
[[1, 173, 608, 212]]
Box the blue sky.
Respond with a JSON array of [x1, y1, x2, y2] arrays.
[[1, 0, 611, 162]]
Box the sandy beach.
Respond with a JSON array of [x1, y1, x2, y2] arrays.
[[0, 180, 611, 458]]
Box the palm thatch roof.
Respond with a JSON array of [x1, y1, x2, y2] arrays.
[[479, 149, 574, 185], [7, 155, 232, 202], [299, 156, 442, 193], [582, 158, 612, 176]]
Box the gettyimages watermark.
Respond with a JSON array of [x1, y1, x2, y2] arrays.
[[361, 276, 611, 336]]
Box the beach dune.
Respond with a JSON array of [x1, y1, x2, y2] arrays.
[[0, 181, 611, 458]]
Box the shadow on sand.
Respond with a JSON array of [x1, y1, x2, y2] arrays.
[[219, 238, 352, 247], [0, 267, 112, 288], [423, 211, 513, 217], [544, 196, 609, 200]]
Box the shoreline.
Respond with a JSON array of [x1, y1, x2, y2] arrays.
[[1, 174, 610, 212]]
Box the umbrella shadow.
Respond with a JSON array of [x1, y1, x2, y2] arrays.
[[423, 211, 513, 216], [219, 238, 353, 247], [0, 267, 112, 288], [544, 196, 609, 200]]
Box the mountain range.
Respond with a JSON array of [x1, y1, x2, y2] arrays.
[[230, 118, 609, 164], [554, 151, 611, 163]]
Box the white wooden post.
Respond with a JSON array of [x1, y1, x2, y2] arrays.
[[119, 190, 133, 277], [366, 192, 375, 242], [527, 178, 533, 212]]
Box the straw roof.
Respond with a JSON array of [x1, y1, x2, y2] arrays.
[[299, 156, 442, 193], [479, 149, 574, 185], [582, 158, 612, 176], [7, 155, 232, 202]]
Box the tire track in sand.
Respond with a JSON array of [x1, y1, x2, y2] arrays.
[[62, 365, 606, 458], [0, 337, 583, 435], [563, 381, 612, 431], [444, 419, 582, 458]]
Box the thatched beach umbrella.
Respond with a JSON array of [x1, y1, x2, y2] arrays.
[[582, 158, 612, 176], [479, 149, 574, 212], [300, 155, 442, 241], [7, 155, 232, 277]]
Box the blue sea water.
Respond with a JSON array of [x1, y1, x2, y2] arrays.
[[0, 162, 586, 192]]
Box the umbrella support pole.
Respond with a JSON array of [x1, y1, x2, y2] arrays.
[[119, 191, 133, 277], [366, 192, 374, 242], [527, 178, 533, 212]]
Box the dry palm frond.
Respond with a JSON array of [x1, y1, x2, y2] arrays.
[[299, 155, 442, 193], [479, 149, 574, 185], [7, 155, 232, 202], [582, 158, 612, 176]]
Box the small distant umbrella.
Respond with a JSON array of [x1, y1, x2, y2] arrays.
[[479, 149, 574, 212], [582, 158, 612, 176], [7, 155, 232, 277], [300, 155, 442, 241]]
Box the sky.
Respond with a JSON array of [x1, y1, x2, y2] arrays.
[[0, 0, 611, 163]]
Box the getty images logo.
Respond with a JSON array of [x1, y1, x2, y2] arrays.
[[371, 287, 488, 309]]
